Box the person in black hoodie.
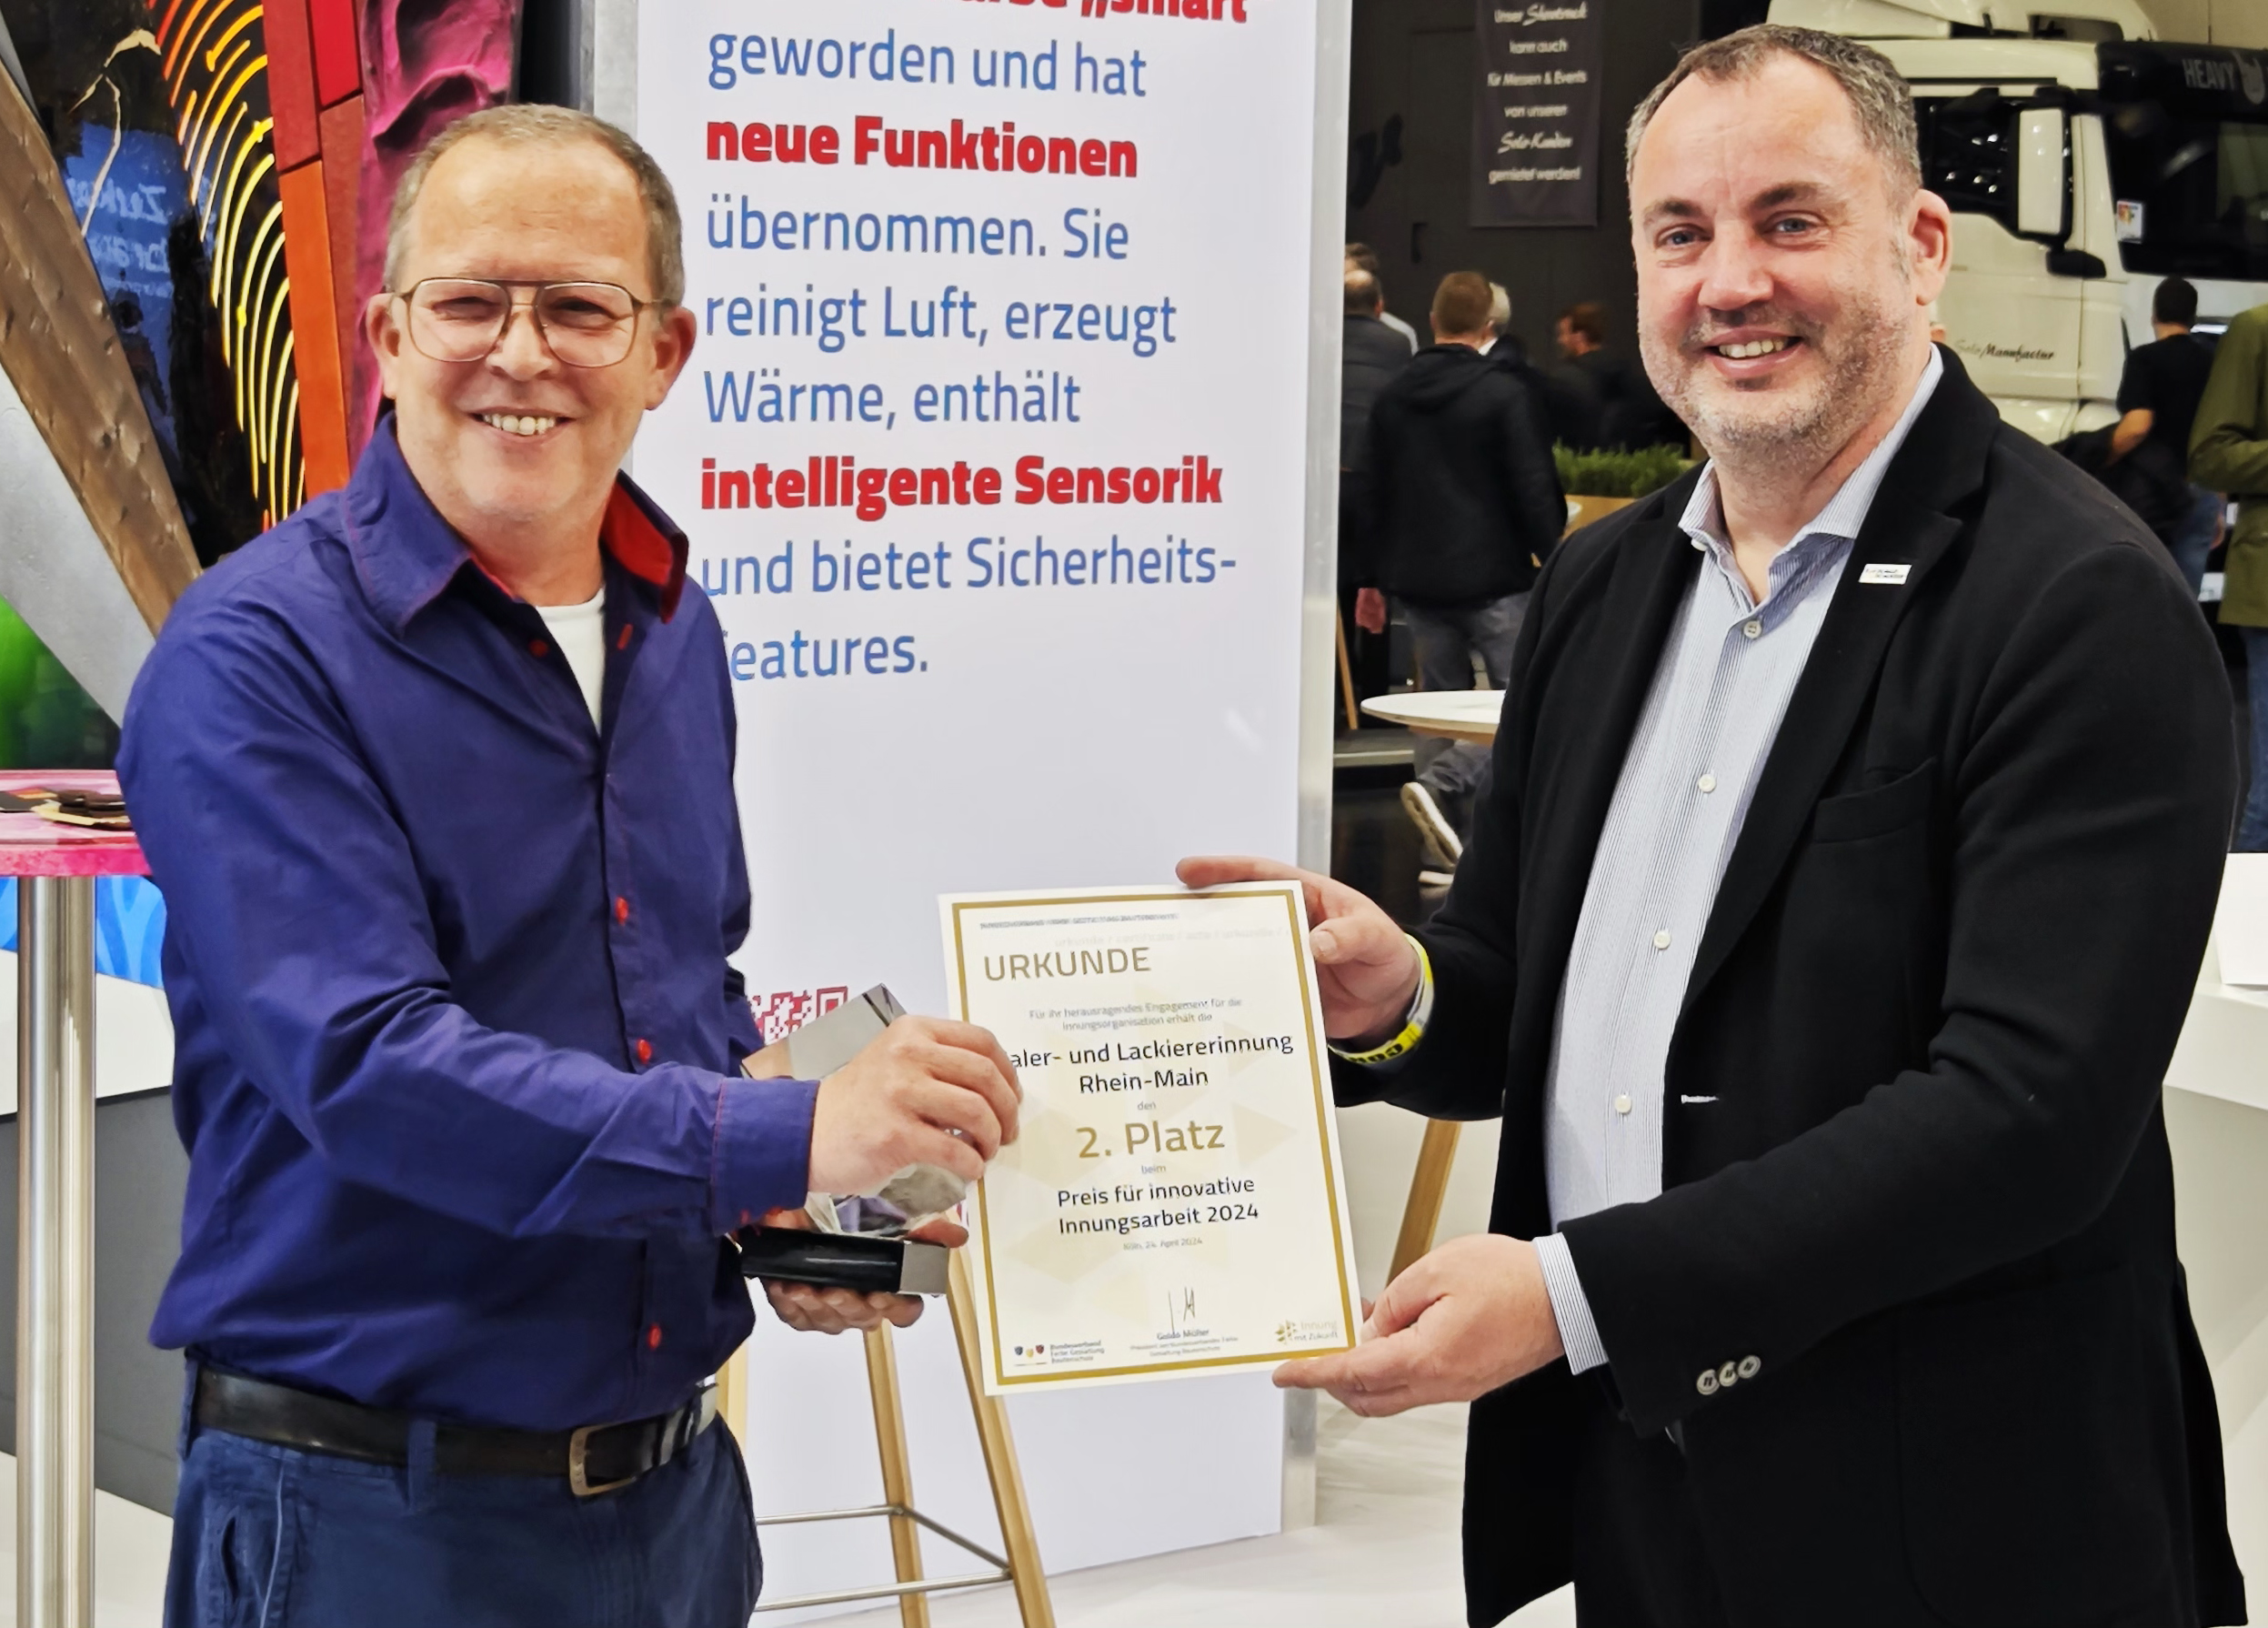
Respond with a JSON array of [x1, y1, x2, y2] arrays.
[[1368, 270, 1565, 868]]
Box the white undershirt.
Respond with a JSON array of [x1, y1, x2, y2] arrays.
[[534, 587, 607, 728]]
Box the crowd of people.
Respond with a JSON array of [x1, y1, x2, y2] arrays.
[[1342, 253, 2268, 866], [1337, 254, 1690, 871]]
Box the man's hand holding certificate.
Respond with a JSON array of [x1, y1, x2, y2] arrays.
[[940, 879, 1362, 1392], [1179, 857, 1565, 1416]]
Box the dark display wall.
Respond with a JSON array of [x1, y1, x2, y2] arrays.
[[1347, 0, 1704, 369]]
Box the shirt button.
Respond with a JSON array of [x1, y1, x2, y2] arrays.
[[1613, 1093, 1633, 1116], [1696, 773, 1717, 794], [636, 1037, 653, 1064], [1741, 620, 1762, 640], [528, 638, 550, 658], [615, 896, 630, 924], [1652, 929, 1672, 950]]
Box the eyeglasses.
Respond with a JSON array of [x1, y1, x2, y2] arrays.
[[394, 278, 664, 368]]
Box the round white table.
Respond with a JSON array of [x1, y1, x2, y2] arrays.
[[1359, 690, 1504, 746]]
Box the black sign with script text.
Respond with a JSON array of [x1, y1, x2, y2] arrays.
[[1471, 0, 1603, 227]]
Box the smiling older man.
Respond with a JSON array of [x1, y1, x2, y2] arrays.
[[118, 106, 1020, 1628], [1189, 25, 2243, 1628]]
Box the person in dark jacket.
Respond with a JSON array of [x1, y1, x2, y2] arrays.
[[1490, 281, 1601, 455], [1555, 300, 1688, 450], [1368, 270, 1565, 867], [2109, 276, 2220, 595], [1340, 268, 1410, 711], [1192, 25, 2242, 1628]]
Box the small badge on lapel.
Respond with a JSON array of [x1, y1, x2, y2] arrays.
[[1860, 563, 1912, 586]]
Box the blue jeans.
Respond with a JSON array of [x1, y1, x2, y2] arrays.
[[2243, 627, 2268, 852], [1404, 590, 1529, 811], [166, 1396, 761, 1628], [2167, 485, 2221, 600]]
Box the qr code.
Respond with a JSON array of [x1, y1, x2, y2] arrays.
[[752, 985, 849, 1044]]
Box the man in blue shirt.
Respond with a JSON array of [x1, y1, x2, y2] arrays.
[[118, 105, 1020, 1628]]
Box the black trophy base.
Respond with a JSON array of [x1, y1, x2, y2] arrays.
[[734, 1227, 950, 1295]]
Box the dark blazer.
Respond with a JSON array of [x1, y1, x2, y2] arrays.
[[1339, 351, 2247, 1628]]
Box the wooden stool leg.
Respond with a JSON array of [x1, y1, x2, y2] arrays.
[[716, 1348, 745, 1442], [1388, 1118, 1462, 1283], [946, 1253, 1056, 1628], [1335, 606, 1360, 730], [863, 1326, 930, 1628]]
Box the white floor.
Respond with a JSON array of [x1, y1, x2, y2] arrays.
[[820, 1399, 1573, 1628], [0, 1456, 174, 1627]]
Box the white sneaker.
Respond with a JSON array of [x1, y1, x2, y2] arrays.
[[1400, 781, 1464, 869]]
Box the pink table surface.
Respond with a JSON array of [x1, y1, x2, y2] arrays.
[[0, 771, 148, 878]]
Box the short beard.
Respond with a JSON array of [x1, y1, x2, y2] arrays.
[[1642, 286, 1911, 476]]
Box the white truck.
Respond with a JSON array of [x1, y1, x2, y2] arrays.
[[1771, 0, 2268, 442]]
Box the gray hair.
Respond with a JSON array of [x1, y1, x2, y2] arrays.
[[1626, 25, 1920, 196], [385, 104, 686, 307]]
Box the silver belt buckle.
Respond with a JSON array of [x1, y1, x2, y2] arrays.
[[567, 1422, 637, 1499]]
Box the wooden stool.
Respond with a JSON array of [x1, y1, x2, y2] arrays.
[[722, 1253, 1055, 1626]]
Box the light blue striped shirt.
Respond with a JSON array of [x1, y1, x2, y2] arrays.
[[1533, 352, 1942, 1374]]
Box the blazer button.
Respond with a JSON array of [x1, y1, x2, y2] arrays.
[[1719, 1361, 1741, 1390], [1737, 1355, 1761, 1381], [636, 1037, 653, 1064], [1696, 1369, 1720, 1396]]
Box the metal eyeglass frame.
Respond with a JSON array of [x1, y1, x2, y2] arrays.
[[390, 276, 667, 368]]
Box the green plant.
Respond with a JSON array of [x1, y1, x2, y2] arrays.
[[0, 598, 116, 769], [1554, 442, 1691, 498]]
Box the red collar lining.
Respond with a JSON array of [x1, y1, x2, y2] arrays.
[[603, 482, 687, 618]]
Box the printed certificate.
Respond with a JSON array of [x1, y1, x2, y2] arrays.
[[939, 882, 1360, 1393]]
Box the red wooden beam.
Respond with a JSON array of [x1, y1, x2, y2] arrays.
[[265, 0, 321, 171], [310, 0, 362, 108]]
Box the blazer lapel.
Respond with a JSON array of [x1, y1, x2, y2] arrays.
[[1679, 352, 1997, 1018]]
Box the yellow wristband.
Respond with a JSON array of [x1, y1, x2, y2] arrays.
[[1329, 937, 1433, 1066]]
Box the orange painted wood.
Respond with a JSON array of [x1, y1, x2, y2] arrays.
[[278, 161, 350, 496], [317, 95, 366, 400]]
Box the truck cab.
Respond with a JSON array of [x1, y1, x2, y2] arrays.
[[1769, 0, 2268, 442]]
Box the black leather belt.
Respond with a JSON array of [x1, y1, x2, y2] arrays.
[[192, 1366, 718, 1497]]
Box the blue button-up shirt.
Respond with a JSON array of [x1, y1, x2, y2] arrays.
[[117, 420, 819, 1431], [1533, 352, 1942, 1372]]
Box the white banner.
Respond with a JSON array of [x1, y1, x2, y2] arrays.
[[637, 0, 1322, 1030], [632, 0, 1341, 1598]]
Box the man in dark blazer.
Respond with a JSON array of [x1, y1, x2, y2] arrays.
[[1188, 25, 2243, 1628]]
